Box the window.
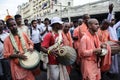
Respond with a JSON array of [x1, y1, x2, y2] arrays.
[[55, 0, 57, 4], [68, 2, 71, 6]]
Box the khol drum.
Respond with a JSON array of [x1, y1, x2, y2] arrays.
[[19, 50, 41, 70], [106, 41, 120, 55], [57, 46, 77, 65]]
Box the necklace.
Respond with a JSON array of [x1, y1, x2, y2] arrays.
[[9, 31, 27, 53]]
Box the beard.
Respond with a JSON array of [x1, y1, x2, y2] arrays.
[[0, 27, 3, 32], [11, 28, 18, 35], [17, 21, 22, 26]]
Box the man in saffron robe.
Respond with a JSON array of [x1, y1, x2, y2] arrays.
[[73, 14, 90, 63], [73, 14, 90, 51], [72, 15, 90, 79], [80, 19, 109, 80], [62, 23, 73, 74], [97, 19, 111, 42], [62, 23, 73, 47], [3, 18, 35, 80]]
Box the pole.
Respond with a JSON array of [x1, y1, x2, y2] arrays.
[[6, 9, 9, 15], [60, 3, 62, 18], [67, 6, 71, 22]]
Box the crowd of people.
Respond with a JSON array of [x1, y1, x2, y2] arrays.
[[0, 3, 120, 80]]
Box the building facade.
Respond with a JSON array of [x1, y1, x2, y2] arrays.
[[17, 0, 120, 22], [17, 0, 73, 21]]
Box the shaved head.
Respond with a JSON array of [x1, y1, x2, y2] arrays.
[[63, 22, 70, 27], [87, 18, 99, 33], [88, 18, 98, 27], [63, 22, 71, 33]]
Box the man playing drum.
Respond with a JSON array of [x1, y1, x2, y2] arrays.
[[41, 17, 70, 80], [3, 18, 35, 80]]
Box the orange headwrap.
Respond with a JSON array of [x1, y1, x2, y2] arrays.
[[4, 15, 13, 21]]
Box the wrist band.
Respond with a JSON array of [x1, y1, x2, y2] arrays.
[[48, 50, 50, 54]]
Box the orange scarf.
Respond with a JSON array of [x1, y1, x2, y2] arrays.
[[62, 31, 73, 47]]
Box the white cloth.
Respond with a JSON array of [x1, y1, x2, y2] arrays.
[[31, 27, 42, 44], [107, 13, 115, 22], [37, 23, 44, 30], [0, 31, 9, 59], [108, 21, 120, 40], [17, 25, 30, 37], [107, 13, 120, 40], [40, 52, 48, 70], [40, 25, 52, 38], [108, 26, 118, 40], [51, 17, 63, 26], [47, 64, 70, 80], [114, 21, 120, 30]]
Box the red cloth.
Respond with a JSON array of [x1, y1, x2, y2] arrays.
[[41, 32, 59, 64], [100, 44, 111, 72], [97, 29, 111, 42], [97, 29, 112, 72], [62, 31, 73, 47], [73, 23, 88, 64]]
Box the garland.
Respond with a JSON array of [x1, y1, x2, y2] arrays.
[[49, 30, 62, 51], [9, 31, 27, 53]]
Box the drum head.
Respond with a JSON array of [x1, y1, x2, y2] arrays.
[[57, 46, 77, 65], [19, 50, 41, 70]]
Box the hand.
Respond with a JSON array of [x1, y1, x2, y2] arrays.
[[73, 36, 78, 41], [101, 43, 107, 49], [49, 49, 59, 57], [18, 54, 27, 60], [27, 48, 34, 52], [109, 3, 114, 13], [93, 48, 102, 55]]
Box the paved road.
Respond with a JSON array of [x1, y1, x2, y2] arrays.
[[35, 71, 47, 80], [70, 68, 82, 80]]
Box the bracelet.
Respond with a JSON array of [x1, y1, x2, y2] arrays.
[[47, 50, 50, 54]]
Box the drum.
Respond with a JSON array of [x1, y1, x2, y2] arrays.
[[106, 41, 120, 54], [57, 46, 77, 65], [19, 50, 41, 70]]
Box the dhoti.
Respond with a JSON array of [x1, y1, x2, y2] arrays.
[[47, 64, 70, 80]]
